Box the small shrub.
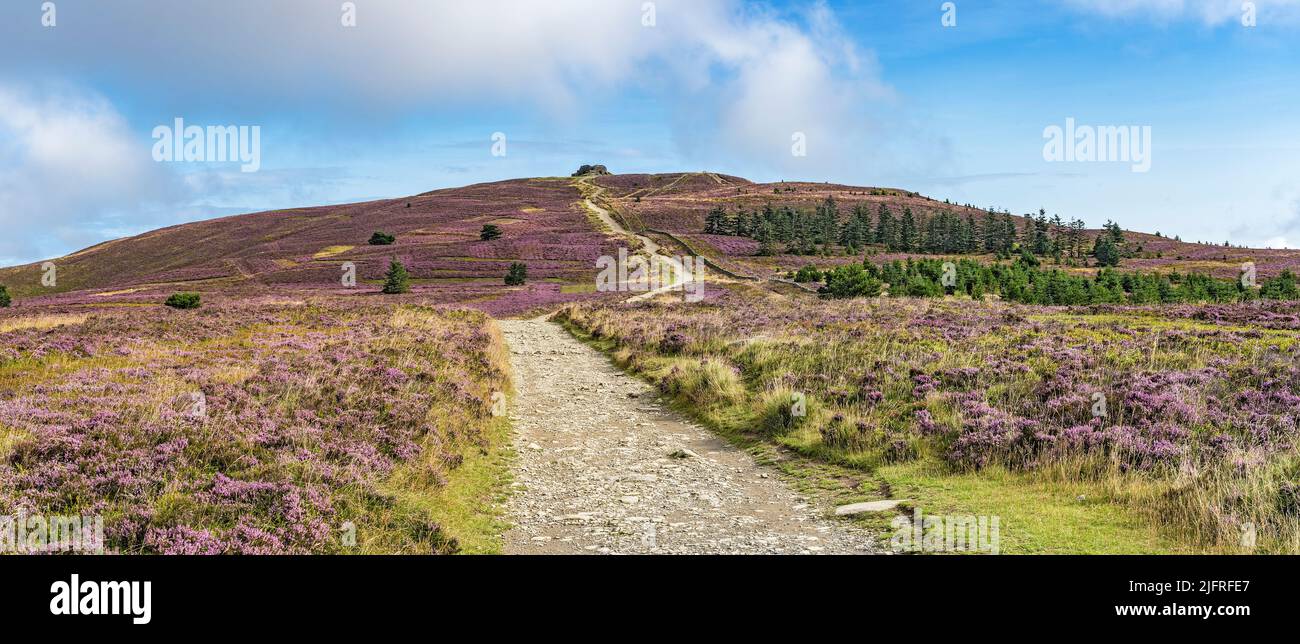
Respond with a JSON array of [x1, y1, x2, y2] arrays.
[[658, 358, 745, 407], [504, 262, 527, 286], [382, 258, 411, 294], [659, 331, 692, 355], [164, 292, 201, 309], [793, 264, 822, 283], [756, 387, 820, 436], [369, 231, 396, 245], [819, 264, 883, 298], [0, 285, 10, 308], [479, 224, 502, 241]]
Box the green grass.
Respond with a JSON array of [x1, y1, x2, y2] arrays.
[[877, 460, 1184, 553], [559, 316, 1210, 554], [560, 282, 598, 294], [373, 413, 516, 554]]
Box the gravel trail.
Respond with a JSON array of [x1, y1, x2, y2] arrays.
[[500, 318, 875, 555]]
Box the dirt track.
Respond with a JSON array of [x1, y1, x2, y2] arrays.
[[499, 318, 875, 554]]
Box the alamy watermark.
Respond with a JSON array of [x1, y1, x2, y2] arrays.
[[1043, 118, 1151, 173], [152, 118, 261, 173], [1092, 392, 1108, 419], [790, 131, 807, 157], [941, 261, 957, 287], [890, 508, 1000, 554], [595, 248, 706, 302], [2, 511, 105, 554], [49, 574, 151, 625]]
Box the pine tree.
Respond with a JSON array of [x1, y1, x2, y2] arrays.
[[1093, 237, 1120, 267], [840, 203, 867, 249], [1104, 220, 1125, 245], [816, 196, 840, 246], [505, 262, 528, 286], [704, 206, 727, 234], [1067, 218, 1086, 258], [1261, 270, 1300, 300], [760, 204, 777, 239], [479, 224, 503, 241], [1000, 213, 1017, 253], [982, 209, 1000, 253], [1032, 212, 1052, 255], [734, 208, 750, 237], [875, 204, 895, 249], [382, 258, 411, 294], [899, 207, 918, 252], [1049, 214, 1064, 254], [964, 213, 980, 253]]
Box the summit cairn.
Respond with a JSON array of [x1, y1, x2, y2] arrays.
[[572, 164, 611, 177]]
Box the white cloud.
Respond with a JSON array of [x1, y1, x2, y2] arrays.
[[0, 1, 918, 265], [0, 84, 358, 266], [1064, 0, 1300, 25], [0, 85, 181, 264], [1251, 236, 1299, 248], [2, 0, 902, 174]]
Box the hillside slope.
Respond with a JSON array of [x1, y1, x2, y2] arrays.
[[0, 178, 616, 301], [597, 173, 1300, 280], [4, 172, 1298, 306]]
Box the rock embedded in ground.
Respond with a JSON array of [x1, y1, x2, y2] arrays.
[[833, 500, 907, 516]]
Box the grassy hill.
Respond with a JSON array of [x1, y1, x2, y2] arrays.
[[595, 172, 1300, 281], [4, 171, 1298, 311], [1, 178, 608, 292]]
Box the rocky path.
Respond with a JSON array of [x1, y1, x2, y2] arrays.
[[575, 177, 689, 301], [500, 319, 875, 554]]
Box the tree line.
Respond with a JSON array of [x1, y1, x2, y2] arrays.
[[806, 255, 1300, 305], [704, 198, 1124, 266]]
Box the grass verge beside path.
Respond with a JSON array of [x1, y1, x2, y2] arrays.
[[558, 315, 1200, 554]]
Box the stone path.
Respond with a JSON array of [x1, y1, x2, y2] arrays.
[[499, 318, 876, 555]]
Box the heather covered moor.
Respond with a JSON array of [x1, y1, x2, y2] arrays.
[[0, 298, 511, 553], [558, 287, 1300, 553], [3, 170, 1300, 555]]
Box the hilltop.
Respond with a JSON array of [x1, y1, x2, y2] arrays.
[[593, 173, 1300, 281], [3, 171, 1298, 313]]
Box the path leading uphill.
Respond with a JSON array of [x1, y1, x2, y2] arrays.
[[499, 319, 875, 554], [576, 177, 691, 302]]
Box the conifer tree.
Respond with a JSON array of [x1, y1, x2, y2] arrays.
[[382, 258, 411, 294]]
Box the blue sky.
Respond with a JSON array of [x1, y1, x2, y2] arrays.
[[2, 0, 1299, 265]]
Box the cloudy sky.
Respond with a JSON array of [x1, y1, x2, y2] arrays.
[[2, 0, 1299, 265]]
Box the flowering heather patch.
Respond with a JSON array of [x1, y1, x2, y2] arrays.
[[0, 298, 511, 553], [559, 287, 1300, 550], [685, 234, 759, 257], [0, 178, 620, 299], [591, 173, 1300, 281]]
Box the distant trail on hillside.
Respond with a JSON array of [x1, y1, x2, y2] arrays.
[[499, 319, 875, 554], [576, 176, 694, 302]]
